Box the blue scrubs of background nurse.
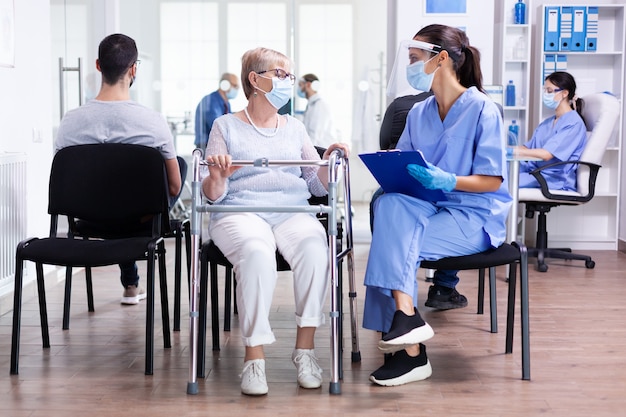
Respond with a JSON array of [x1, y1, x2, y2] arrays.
[[364, 24, 512, 387], [511, 71, 587, 191]]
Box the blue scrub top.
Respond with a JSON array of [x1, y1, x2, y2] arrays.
[[195, 90, 231, 148], [519, 110, 587, 191], [396, 86, 512, 246]]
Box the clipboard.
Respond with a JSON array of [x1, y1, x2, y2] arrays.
[[359, 150, 447, 201]]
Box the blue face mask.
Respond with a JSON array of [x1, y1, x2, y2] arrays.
[[256, 75, 293, 109], [406, 55, 438, 92], [226, 87, 238, 100], [296, 87, 306, 99], [542, 91, 561, 109]]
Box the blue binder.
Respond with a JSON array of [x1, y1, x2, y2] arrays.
[[544, 6, 560, 51], [359, 151, 447, 202], [543, 54, 556, 78], [559, 6, 573, 51], [556, 55, 567, 72], [585, 6, 598, 51], [571, 6, 587, 51]]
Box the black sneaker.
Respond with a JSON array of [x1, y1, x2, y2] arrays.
[[425, 285, 468, 310], [370, 344, 432, 386], [378, 308, 434, 353]]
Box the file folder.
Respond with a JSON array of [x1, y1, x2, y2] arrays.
[[543, 54, 556, 78], [556, 55, 567, 72], [571, 6, 587, 51], [544, 6, 560, 51], [559, 6, 573, 51], [359, 151, 447, 202], [585, 6, 598, 51]]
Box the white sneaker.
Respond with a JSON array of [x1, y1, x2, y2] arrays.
[[120, 285, 147, 305], [292, 349, 322, 389], [240, 359, 268, 396]]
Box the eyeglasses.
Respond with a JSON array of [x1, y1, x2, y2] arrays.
[[258, 68, 296, 84], [543, 87, 562, 94]]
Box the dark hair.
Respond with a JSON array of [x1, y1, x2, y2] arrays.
[[414, 24, 484, 93], [302, 73, 319, 83], [545, 71, 585, 118], [98, 33, 138, 85]]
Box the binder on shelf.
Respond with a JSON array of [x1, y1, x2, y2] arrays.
[[544, 6, 561, 51], [543, 54, 556, 78], [359, 151, 447, 202], [571, 6, 587, 51], [586, 6, 598, 51], [559, 6, 573, 51], [556, 55, 567, 72]]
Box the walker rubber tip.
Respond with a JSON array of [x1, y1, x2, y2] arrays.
[[187, 382, 199, 395], [329, 382, 341, 395]]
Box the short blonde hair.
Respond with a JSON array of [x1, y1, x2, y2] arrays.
[[241, 47, 292, 99]]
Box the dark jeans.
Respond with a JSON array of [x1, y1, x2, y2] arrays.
[[369, 187, 459, 289]]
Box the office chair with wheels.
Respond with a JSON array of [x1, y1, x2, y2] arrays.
[[518, 92, 620, 272], [10, 143, 173, 376]]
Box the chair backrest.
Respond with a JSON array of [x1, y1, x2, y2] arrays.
[[577, 92, 620, 195], [49, 144, 170, 236]]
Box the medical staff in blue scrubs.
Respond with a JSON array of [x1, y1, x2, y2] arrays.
[[512, 71, 587, 191], [365, 24, 512, 387], [194, 73, 239, 152]]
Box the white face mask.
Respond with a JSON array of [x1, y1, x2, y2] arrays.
[[406, 55, 438, 92], [542, 91, 562, 109], [256, 75, 293, 109]]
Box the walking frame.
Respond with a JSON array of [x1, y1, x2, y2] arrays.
[[186, 148, 360, 395]]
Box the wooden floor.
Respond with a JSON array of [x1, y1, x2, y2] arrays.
[[2, 204, 626, 416]]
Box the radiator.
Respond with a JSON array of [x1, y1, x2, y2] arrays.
[[0, 153, 27, 282]]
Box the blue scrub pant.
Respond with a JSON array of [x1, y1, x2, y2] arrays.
[[363, 193, 491, 333], [369, 187, 460, 289]]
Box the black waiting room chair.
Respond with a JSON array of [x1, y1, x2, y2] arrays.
[[10, 143, 173, 376], [420, 242, 530, 380]]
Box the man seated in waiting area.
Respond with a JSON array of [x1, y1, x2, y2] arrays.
[[55, 33, 181, 305]]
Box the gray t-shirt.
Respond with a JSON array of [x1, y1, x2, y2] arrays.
[[55, 100, 176, 160]]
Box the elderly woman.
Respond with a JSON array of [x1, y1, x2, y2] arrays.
[[202, 47, 348, 396]]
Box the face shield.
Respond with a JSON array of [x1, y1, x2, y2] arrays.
[[386, 39, 442, 99]]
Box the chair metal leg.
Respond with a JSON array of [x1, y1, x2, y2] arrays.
[[519, 245, 531, 380], [505, 261, 517, 355], [477, 268, 485, 315], [86, 266, 94, 312], [62, 266, 73, 330], [210, 262, 220, 351], [224, 267, 232, 332], [174, 228, 183, 332], [158, 245, 171, 349], [197, 254, 208, 378], [488, 266, 498, 333], [36, 263, 50, 348], [10, 257, 25, 375], [145, 246, 156, 376]]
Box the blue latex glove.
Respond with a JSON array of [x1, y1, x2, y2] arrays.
[[406, 163, 456, 192]]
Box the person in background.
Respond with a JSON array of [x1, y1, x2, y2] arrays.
[[202, 47, 349, 396], [510, 71, 587, 191], [55, 33, 182, 305], [363, 24, 511, 387], [297, 73, 337, 148], [194, 72, 240, 153]]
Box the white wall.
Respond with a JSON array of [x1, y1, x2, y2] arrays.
[[0, 0, 52, 311]]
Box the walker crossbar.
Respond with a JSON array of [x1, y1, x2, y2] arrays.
[[186, 148, 360, 395]]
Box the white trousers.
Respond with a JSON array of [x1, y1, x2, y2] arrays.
[[209, 213, 329, 347]]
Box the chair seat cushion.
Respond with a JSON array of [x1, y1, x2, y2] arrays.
[[518, 187, 584, 204], [420, 243, 520, 270], [19, 237, 156, 267]]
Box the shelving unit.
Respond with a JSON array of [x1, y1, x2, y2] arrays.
[[532, 4, 625, 250], [495, 0, 533, 144]]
